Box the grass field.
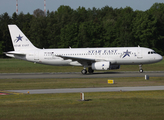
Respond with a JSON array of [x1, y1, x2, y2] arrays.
[[0, 58, 164, 120], [1, 91, 164, 120], [0, 77, 164, 90]]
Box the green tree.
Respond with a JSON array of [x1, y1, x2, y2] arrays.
[[132, 11, 157, 48], [60, 23, 79, 48], [113, 7, 135, 47], [76, 7, 88, 23], [1, 3, 164, 57], [78, 20, 104, 48], [0, 13, 12, 53], [30, 16, 48, 48], [33, 9, 45, 17], [102, 6, 117, 47], [148, 3, 164, 54]]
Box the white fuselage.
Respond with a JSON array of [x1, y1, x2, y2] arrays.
[[10, 47, 162, 66]]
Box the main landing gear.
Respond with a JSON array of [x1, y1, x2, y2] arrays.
[[81, 67, 94, 75], [88, 67, 94, 74], [139, 65, 143, 73], [81, 69, 87, 74]]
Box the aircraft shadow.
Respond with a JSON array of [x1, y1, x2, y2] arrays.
[[87, 72, 123, 75]]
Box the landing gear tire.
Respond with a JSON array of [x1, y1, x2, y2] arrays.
[[81, 69, 87, 75], [88, 67, 94, 74], [139, 65, 143, 73], [139, 69, 143, 73]]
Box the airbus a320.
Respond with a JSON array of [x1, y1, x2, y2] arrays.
[[5, 25, 163, 74]]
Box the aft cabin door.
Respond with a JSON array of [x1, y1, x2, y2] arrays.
[[137, 48, 142, 59], [34, 51, 39, 61]]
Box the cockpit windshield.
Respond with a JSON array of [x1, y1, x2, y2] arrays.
[[148, 51, 157, 54]]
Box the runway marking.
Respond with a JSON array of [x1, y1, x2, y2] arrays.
[[0, 91, 24, 95], [0, 92, 9, 95]]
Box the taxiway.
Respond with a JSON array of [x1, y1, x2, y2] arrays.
[[8, 86, 164, 94], [1, 71, 164, 79]]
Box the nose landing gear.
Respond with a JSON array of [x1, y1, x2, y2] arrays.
[[139, 65, 143, 73]]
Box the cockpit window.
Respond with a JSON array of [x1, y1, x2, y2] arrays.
[[148, 51, 156, 54]]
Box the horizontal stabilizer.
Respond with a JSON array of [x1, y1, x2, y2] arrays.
[[4, 51, 26, 55]]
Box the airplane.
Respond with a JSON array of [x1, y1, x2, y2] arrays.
[[5, 25, 163, 74]]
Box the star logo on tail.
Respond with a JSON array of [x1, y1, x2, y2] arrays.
[[15, 35, 23, 43]]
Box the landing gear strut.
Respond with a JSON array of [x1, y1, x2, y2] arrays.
[[139, 65, 143, 73]]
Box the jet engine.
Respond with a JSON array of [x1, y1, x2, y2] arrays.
[[92, 62, 110, 70], [91, 62, 120, 70]]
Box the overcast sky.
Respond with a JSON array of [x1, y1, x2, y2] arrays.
[[0, 0, 164, 16]]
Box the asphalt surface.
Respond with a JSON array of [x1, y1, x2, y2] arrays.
[[2, 71, 164, 94], [1, 71, 164, 79], [8, 86, 164, 94]]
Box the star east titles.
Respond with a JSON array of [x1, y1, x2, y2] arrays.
[[88, 49, 118, 54], [14, 44, 29, 47]]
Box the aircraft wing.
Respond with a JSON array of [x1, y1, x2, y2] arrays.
[[56, 55, 117, 65], [56, 55, 103, 63]]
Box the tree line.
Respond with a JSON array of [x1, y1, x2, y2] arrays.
[[0, 2, 164, 58]]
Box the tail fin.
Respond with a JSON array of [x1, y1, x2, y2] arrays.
[[8, 25, 37, 51]]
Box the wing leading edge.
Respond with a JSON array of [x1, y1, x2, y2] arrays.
[[56, 55, 107, 63]]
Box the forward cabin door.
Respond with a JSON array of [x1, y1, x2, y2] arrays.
[[137, 48, 142, 59]]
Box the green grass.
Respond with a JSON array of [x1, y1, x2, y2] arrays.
[[0, 77, 164, 90], [0, 58, 164, 73], [1, 91, 164, 120], [0, 58, 82, 73], [0, 58, 164, 119]]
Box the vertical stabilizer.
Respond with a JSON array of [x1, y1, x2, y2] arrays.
[[8, 25, 37, 51]]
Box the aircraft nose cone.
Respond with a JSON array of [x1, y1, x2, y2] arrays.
[[157, 54, 163, 62]]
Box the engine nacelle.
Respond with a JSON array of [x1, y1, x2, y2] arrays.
[[92, 62, 110, 70], [110, 65, 120, 70]]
